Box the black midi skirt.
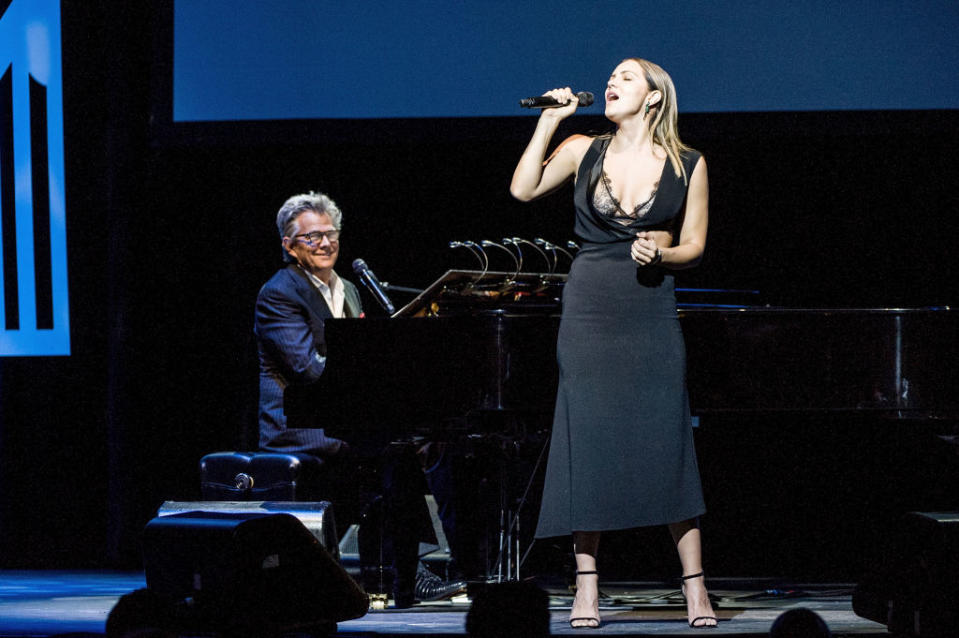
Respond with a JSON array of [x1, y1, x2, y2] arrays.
[[535, 241, 705, 538]]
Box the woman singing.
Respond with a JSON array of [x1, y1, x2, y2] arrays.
[[510, 58, 717, 629]]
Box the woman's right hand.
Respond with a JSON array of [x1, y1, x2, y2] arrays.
[[539, 87, 580, 121]]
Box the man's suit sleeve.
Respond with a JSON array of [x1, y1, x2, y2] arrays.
[[254, 282, 326, 383]]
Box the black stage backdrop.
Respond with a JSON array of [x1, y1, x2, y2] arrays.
[[0, 2, 957, 575]]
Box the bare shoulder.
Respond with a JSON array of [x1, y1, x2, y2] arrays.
[[559, 133, 593, 156], [545, 134, 594, 166]]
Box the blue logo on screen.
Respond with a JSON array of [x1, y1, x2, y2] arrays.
[[0, 0, 69, 356]]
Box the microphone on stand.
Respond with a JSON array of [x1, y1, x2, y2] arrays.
[[533, 238, 558, 273], [519, 92, 594, 109], [536, 237, 575, 267], [511, 237, 551, 273], [501, 238, 524, 273], [352, 258, 395, 315], [482, 240, 521, 280], [449, 240, 488, 285], [462, 240, 489, 273], [450, 240, 487, 271]]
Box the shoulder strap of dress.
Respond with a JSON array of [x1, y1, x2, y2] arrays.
[[681, 149, 702, 179], [577, 136, 609, 188], [584, 136, 608, 167]]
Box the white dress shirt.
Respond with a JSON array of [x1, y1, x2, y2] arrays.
[[302, 268, 346, 318]]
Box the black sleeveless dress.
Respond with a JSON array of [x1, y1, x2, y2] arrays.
[[534, 136, 706, 538]]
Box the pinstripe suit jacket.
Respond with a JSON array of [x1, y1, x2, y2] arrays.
[[254, 264, 363, 456]]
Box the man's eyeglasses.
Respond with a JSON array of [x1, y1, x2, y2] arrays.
[[294, 230, 340, 246]]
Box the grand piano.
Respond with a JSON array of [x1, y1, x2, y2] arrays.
[[283, 268, 959, 581], [285, 270, 959, 427]]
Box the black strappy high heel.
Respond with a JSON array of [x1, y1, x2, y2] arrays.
[[681, 572, 718, 628], [569, 570, 601, 629]]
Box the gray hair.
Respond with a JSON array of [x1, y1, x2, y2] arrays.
[[276, 191, 344, 262]]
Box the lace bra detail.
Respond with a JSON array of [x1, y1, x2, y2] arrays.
[[593, 170, 658, 225]]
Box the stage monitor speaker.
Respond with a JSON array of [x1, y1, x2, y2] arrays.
[[156, 500, 340, 561], [853, 512, 959, 637], [142, 510, 368, 635]]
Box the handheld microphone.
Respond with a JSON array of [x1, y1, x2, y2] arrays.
[[352, 258, 395, 315], [519, 91, 594, 109]]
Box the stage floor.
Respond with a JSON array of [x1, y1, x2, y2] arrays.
[[0, 570, 888, 637]]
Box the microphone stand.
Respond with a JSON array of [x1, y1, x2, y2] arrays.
[[481, 240, 521, 284], [535, 238, 576, 272], [449, 240, 484, 269], [532, 238, 558, 273], [463, 240, 491, 286], [449, 240, 489, 285], [462, 241, 489, 275], [381, 283, 424, 294], [511, 237, 551, 273], [501, 238, 524, 273]]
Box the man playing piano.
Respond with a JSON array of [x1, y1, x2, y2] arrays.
[[253, 191, 465, 607]]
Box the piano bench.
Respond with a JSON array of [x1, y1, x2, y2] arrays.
[[199, 451, 326, 501]]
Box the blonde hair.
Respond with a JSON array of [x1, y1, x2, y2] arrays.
[[624, 58, 691, 183]]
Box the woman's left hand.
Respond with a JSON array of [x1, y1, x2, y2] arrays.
[[630, 232, 660, 265]]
